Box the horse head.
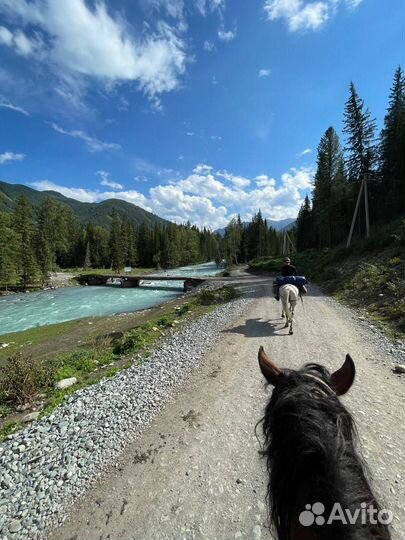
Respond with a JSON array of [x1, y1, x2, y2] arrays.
[[256, 347, 390, 540], [258, 345, 355, 395]]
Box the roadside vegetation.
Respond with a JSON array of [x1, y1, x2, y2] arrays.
[[0, 285, 239, 440], [250, 219, 405, 337]]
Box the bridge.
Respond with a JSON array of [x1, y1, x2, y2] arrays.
[[76, 274, 207, 291]]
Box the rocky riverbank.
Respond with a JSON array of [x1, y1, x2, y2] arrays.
[[0, 295, 254, 539]]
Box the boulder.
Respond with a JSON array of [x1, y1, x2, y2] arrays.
[[22, 411, 40, 423], [55, 377, 77, 390]]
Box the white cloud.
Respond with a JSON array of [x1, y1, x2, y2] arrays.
[[186, 131, 194, 136], [255, 174, 276, 187], [0, 151, 25, 164], [50, 122, 120, 152], [210, 135, 222, 141], [195, 0, 226, 16], [96, 170, 123, 190], [218, 26, 237, 42], [150, 184, 229, 227], [27, 163, 315, 229], [0, 25, 13, 46], [0, 100, 29, 116], [0, 25, 42, 56], [193, 164, 213, 174], [259, 68, 271, 77], [281, 166, 314, 189], [0, 0, 187, 100], [263, 0, 362, 31], [203, 40, 215, 51], [297, 147, 312, 156], [217, 170, 251, 188]]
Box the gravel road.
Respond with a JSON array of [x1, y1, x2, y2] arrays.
[[52, 279, 405, 540]]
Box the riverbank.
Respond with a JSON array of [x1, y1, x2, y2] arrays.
[[0, 289, 254, 539], [0, 278, 239, 436]]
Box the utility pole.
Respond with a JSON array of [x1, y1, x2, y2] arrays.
[[346, 173, 371, 248]]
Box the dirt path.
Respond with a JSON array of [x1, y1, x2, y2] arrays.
[[53, 280, 405, 540]]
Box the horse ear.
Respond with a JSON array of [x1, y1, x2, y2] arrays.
[[331, 354, 355, 395], [258, 346, 283, 386]]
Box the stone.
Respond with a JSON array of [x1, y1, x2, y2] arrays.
[[55, 378, 77, 390], [393, 364, 405, 374], [9, 520, 22, 533]]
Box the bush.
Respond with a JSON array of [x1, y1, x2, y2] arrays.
[[175, 304, 190, 316], [157, 315, 175, 328], [56, 349, 113, 379], [0, 353, 57, 405], [196, 286, 239, 305]]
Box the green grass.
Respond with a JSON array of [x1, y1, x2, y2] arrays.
[[0, 421, 23, 442], [0, 320, 79, 362]]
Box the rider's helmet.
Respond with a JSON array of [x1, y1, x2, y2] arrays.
[[284, 257, 291, 263]]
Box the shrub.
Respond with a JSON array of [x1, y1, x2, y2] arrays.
[[157, 315, 175, 328], [175, 304, 190, 316], [55, 349, 115, 380], [196, 286, 239, 305], [0, 353, 57, 405]]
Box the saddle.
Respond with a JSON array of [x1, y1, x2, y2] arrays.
[[272, 276, 308, 299]]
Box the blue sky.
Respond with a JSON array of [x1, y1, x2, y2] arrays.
[[0, 0, 403, 229]]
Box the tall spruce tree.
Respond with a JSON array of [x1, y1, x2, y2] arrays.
[[380, 66, 405, 218], [0, 212, 20, 288], [109, 209, 124, 272], [296, 195, 314, 251], [312, 127, 347, 248], [13, 196, 38, 287], [343, 82, 377, 181]]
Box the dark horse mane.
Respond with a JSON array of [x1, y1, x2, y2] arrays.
[[260, 362, 391, 540]]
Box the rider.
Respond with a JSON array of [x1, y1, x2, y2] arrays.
[[281, 257, 297, 277], [274, 257, 298, 301]]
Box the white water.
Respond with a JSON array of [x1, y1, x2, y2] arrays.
[[0, 262, 222, 336]]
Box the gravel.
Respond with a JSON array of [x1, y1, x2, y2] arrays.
[[323, 296, 405, 367], [0, 296, 253, 539]]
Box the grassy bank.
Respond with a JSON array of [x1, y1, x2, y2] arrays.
[[0, 286, 238, 441], [250, 220, 405, 338]]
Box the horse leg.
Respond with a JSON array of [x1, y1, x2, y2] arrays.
[[289, 304, 296, 335]]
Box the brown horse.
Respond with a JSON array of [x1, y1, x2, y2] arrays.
[[257, 346, 391, 540]]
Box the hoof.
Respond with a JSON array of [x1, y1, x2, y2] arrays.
[[289, 329, 294, 335]]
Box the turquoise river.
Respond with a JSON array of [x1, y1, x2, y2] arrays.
[[0, 262, 222, 336]]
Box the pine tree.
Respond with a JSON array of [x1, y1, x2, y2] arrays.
[[0, 212, 20, 288], [83, 241, 92, 269], [37, 197, 59, 283], [109, 209, 124, 272], [312, 127, 347, 248], [380, 66, 405, 218], [343, 82, 378, 182], [13, 196, 38, 287], [296, 195, 314, 251]]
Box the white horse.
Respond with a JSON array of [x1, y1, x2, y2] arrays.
[[279, 284, 299, 335]]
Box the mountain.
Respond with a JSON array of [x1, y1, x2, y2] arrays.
[[0, 181, 169, 228], [215, 217, 296, 236]]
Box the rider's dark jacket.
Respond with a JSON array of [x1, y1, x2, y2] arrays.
[[281, 263, 297, 277]]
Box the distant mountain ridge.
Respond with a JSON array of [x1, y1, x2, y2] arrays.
[[0, 181, 169, 228], [215, 217, 295, 236]]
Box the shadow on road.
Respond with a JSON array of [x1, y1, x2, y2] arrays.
[[223, 317, 290, 338]]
